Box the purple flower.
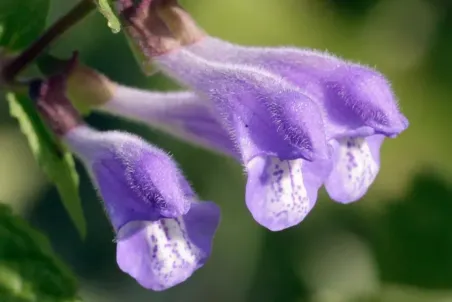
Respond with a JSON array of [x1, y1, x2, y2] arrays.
[[183, 37, 408, 203], [95, 82, 330, 231], [152, 50, 330, 231], [117, 0, 331, 231], [113, 0, 407, 229], [115, 200, 220, 291], [99, 87, 236, 157], [155, 50, 328, 162], [63, 125, 220, 290]]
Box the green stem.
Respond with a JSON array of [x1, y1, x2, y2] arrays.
[[2, 0, 95, 82]]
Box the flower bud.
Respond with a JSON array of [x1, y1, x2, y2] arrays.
[[66, 63, 116, 112], [117, 0, 205, 58]]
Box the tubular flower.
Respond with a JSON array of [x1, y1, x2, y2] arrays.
[[118, 1, 331, 230], [102, 88, 236, 156], [116, 0, 339, 231], [117, 0, 408, 206], [31, 74, 221, 291], [103, 0, 410, 231], [68, 52, 329, 231], [104, 85, 236, 157], [134, 52, 331, 231], [64, 126, 220, 290], [63, 59, 235, 156], [186, 38, 409, 203]]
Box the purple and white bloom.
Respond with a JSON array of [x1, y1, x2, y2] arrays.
[[115, 0, 408, 230], [32, 72, 221, 290], [94, 80, 330, 232], [63, 125, 220, 290], [96, 0, 334, 232], [184, 37, 408, 203], [153, 50, 330, 231], [62, 125, 220, 290], [118, 0, 331, 231], [32, 69, 221, 291]]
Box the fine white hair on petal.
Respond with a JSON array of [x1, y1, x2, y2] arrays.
[[63, 124, 150, 163], [101, 86, 235, 156], [155, 48, 327, 163], [63, 125, 105, 161]]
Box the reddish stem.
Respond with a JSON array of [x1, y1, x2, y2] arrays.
[[2, 0, 95, 82]]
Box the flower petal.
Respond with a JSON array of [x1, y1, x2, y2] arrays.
[[101, 87, 237, 157], [324, 135, 384, 203], [181, 201, 221, 258], [155, 49, 328, 163], [65, 126, 192, 231], [324, 66, 407, 136], [92, 158, 161, 231], [245, 156, 330, 231], [116, 201, 220, 291], [188, 37, 407, 138]]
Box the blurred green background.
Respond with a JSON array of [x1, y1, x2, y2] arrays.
[[2, 0, 452, 301]]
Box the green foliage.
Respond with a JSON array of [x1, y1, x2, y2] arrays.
[[0, 0, 50, 50], [0, 0, 87, 238], [322, 171, 452, 301], [0, 203, 80, 301], [94, 0, 121, 33], [7, 93, 87, 239], [247, 228, 310, 302], [370, 173, 452, 289], [124, 33, 156, 76]]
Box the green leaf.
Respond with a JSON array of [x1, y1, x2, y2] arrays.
[[124, 33, 156, 76], [0, 0, 86, 238], [0, 203, 80, 301], [331, 172, 452, 290], [6, 93, 87, 239], [369, 172, 452, 289], [94, 0, 121, 33], [247, 228, 310, 302], [0, 0, 50, 50]]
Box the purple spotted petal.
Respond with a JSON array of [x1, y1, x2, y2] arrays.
[[100, 83, 333, 230], [116, 201, 220, 291], [324, 135, 385, 203], [101, 87, 237, 157], [155, 49, 328, 163], [64, 125, 192, 231], [245, 156, 331, 231], [187, 37, 408, 139]]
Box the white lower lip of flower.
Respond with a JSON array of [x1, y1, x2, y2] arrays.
[[116, 217, 203, 290], [264, 157, 309, 220], [246, 156, 314, 231], [327, 137, 379, 202], [146, 218, 201, 276]]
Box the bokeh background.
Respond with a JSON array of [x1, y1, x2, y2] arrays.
[[2, 0, 452, 301]]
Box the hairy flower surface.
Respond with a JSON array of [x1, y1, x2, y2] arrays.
[[153, 50, 330, 231], [118, 0, 333, 230], [186, 37, 409, 202], [64, 125, 220, 290], [31, 72, 220, 291], [101, 87, 236, 157], [114, 0, 409, 228], [66, 68, 331, 230]]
